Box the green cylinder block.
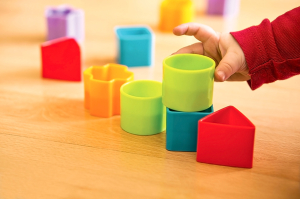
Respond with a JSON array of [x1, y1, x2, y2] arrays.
[[162, 54, 215, 112], [121, 80, 166, 135]]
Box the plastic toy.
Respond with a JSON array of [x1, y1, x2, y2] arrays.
[[159, 0, 194, 32], [207, 0, 240, 16], [115, 26, 153, 67], [162, 54, 215, 112], [166, 106, 214, 152], [197, 106, 255, 168], [45, 5, 84, 43], [120, 80, 166, 135], [41, 37, 81, 81], [84, 64, 134, 118]]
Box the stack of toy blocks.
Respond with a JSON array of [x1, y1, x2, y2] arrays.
[[162, 54, 215, 152], [159, 0, 194, 32], [115, 26, 154, 67], [41, 5, 84, 81], [162, 54, 255, 168]]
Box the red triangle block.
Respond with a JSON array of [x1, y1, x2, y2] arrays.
[[41, 37, 81, 81], [197, 106, 255, 168]]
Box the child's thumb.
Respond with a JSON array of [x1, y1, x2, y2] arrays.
[[214, 51, 241, 81]]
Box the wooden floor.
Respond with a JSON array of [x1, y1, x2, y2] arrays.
[[0, 0, 299, 198]]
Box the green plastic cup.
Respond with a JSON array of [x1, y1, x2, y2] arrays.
[[162, 54, 215, 112], [121, 80, 166, 135]]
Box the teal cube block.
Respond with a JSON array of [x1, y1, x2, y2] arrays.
[[166, 105, 214, 151], [115, 26, 153, 67]]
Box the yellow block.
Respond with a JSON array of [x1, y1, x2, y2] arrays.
[[159, 0, 195, 32]]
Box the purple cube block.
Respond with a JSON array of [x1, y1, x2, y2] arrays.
[[207, 0, 240, 16], [45, 5, 84, 43]]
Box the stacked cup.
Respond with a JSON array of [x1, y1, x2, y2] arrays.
[[162, 54, 215, 151]]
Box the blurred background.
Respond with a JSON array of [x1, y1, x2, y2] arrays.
[[1, 0, 299, 117], [1, 0, 299, 73]]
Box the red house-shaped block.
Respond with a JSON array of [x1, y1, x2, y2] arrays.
[[41, 37, 81, 81], [197, 106, 255, 168]]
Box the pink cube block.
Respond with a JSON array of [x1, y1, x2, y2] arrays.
[[207, 0, 240, 16], [45, 5, 84, 43]]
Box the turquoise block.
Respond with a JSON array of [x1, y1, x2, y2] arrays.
[[166, 105, 214, 151], [115, 26, 153, 67]]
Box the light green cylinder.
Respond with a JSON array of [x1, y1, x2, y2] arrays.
[[121, 80, 166, 135], [162, 54, 215, 112]]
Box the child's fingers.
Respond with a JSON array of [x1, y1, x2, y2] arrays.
[[173, 24, 190, 35], [226, 72, 251, 81], [214, 51, 242, 82], [173, 23, 217, 43], [171, 42, 204, 55]]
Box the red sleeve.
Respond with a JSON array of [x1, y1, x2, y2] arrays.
[[230, 7, 300, 90]]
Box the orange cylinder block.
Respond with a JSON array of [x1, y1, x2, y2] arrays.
[[84, 64, 134, 118], [159, 0, 195, 32]]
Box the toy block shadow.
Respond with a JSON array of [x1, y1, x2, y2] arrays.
[[115, 26, 153, 67], [84, 64, 134, 118], [41, 37, 81, 81], [45, 5, 84, 43], [197, 106, 255, 168], [166, 106, 214, 152]]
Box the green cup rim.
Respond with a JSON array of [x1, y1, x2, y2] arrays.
[[121, 80, 162, 100], [163, 54, 215, 73]]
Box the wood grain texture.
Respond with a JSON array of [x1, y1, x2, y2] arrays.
[[0, 0, 300, 198]]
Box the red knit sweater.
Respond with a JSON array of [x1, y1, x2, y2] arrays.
[[231, 7, 300, 90]]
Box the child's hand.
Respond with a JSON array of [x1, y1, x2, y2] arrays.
[[172, 23, 250, 82]]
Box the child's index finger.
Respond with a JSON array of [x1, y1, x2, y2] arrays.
[[173, 23, 216, 43]]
